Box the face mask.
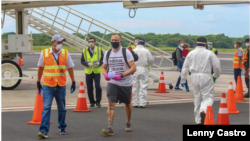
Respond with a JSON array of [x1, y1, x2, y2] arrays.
[[208, 45, 212, 49], [111, 42, 120, 49], [234, 44, 237, 48], [89, 43, 95, 48], [180, 43, 184, 47], [56, 44, 62, 51], [246, 43, 250, 47], [135, 40, 139, 46]]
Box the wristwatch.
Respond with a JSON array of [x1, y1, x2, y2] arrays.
[[121, 74, 124, 78]]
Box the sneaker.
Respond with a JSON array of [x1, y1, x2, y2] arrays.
[[102, 127, 114, 136], [139, 106, 146, 108], [175, 87, 182, 90], [125, 122, 131, 132], [133, 106, 139, 108], [60, 129, 67, 135], [186, 87, 190, 92], [96, 103, 102, 108], [90, 104, 95, 107], [37, 132, 48, 138]]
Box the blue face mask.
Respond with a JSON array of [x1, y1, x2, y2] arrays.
[[208, 45, 212, 49]]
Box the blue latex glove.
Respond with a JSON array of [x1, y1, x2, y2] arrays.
[[212, 75, 217, 83], [70, 81, 76, 94]]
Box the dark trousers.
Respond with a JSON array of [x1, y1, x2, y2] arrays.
[[176, 70, 188, 88], [245, 67, 249, 92], [86, 73, 102, 104], [234, 69, 242, 85]]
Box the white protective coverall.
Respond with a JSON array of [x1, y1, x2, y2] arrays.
[[132, 45, 154, 107], [180, 46, 221, 124]]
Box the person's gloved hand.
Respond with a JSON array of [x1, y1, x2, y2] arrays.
[[37, 81, 43, 94], [95, 62, 100, 66], [113, 74, 122, 81], [181, 83, 186, 88], [70, 81, 76, 94], [104, 74, 111, 81], [88, 63, 93, 67], [212, 75, 217, 83]]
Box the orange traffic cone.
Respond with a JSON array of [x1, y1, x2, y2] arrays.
[[73, 82, 91, 112], [235, 76, 245, 102], [18, 56, 23, 66], [216, 93, 230, 125], [227, 82, 239, 114], [27, 89, 52, 125], [155, 71, 169, 93], [235, 76, 245, 93], [204, 106, 215, 125]]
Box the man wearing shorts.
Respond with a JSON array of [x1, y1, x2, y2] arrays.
[[102, 33, 136, 136]]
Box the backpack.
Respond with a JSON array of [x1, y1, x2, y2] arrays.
[[171, 48, 182, 66], [106, 48, 138, 74], [171, 49, 178, 66]]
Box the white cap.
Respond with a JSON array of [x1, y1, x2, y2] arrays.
[[52, 34, 66, 42]]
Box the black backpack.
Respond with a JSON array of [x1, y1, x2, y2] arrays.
[[171, 49, 178, 66], [106, 48, 138, 73], [171, 48, 182, 66]]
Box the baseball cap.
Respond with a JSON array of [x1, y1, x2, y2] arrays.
[[52, 34, 66, 42]]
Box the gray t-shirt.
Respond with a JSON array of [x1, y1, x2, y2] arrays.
[[103, 47, 134, 86]]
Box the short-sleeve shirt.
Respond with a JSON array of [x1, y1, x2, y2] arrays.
[[37, 47, 74, 69], [103, 47, 134, 86], [238, 47, 243, 57]]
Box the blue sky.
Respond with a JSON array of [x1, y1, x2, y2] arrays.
[[2, 2, 249, 37]]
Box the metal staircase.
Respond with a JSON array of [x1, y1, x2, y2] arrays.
[[5, 6, 175, 83]]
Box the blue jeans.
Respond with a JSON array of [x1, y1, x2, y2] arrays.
[[175, 70, 189, 88], [234, 69, 242, 85], [39, 85, 67, 134], [86, 73, 102, 104]]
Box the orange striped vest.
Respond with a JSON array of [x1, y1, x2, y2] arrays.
[[43, 48, 68, 87], [232, 48, 245, 69]]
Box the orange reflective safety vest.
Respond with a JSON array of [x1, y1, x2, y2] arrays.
[[43, 48, 68, 87], [232, 48, 245, 69]]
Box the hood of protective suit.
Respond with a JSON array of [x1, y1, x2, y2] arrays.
[[133, 45, 154, 67]]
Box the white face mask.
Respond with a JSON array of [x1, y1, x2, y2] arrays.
[[180, 43, 184, 47], [246, 43, 250, 47], [56, 44, 62, 51], [135, 40, 139, 46], [234, 44, 237, 48], [89, 43, 95, 48]]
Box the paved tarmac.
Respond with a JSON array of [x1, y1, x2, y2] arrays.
[[18, 52, 239, 75], [2, 102, 249, 141], [2, 51, 249, 141]]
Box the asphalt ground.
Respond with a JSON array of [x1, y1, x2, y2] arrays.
[[2, 101, 249, 141], [18, 53, 236, 75]]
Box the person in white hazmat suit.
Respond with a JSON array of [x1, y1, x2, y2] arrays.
[[132, 39, 154, 108], [180, 37, 221, 125]]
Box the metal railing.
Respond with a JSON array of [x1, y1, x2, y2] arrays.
[[5, 6, 174, 71]]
